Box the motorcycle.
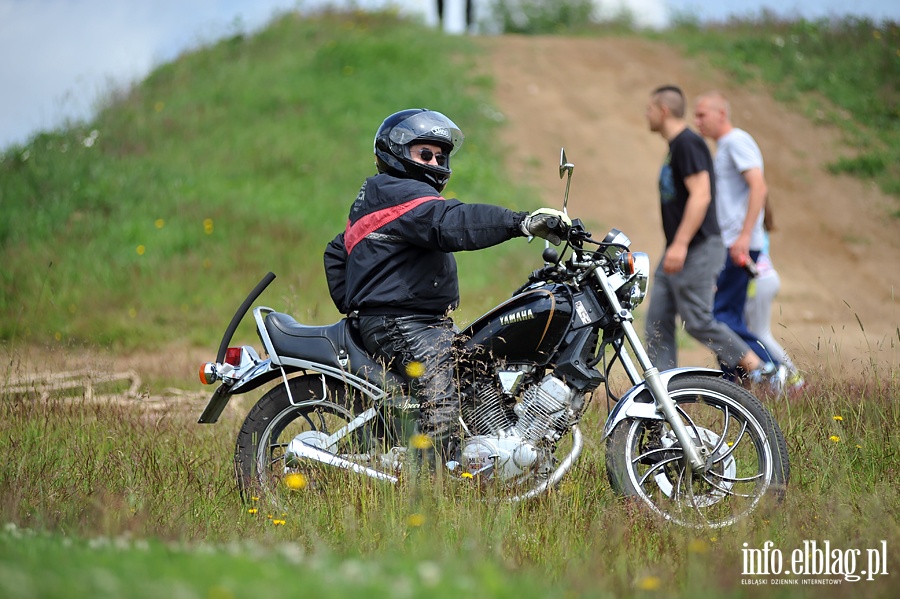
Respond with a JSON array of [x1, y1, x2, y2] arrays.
[[198, 149, 789, 528]]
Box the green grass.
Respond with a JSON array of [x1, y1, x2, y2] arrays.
[[1, 361, 898, 598]]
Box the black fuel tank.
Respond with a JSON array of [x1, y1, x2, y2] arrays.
[[460, 284, 572, 365]]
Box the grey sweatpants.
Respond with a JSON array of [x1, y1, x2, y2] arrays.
[[644, 235, 751, 370], [745, 267, 797, 372]]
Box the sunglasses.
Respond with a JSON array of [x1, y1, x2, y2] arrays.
[[413, 148, 447, 166]]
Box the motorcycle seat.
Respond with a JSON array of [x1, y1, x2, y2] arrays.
[[264, 312, 405, 389], [265, 312, 347, 369]]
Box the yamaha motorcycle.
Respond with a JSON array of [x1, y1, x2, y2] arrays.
[[198, 150, 789, 528]]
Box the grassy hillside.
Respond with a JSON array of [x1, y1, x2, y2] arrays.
[[0, 9, 539, 350]]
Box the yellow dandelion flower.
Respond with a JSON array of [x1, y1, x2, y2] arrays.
[[410, 433, 432, 449], [251, 496, 259, 502], [54, 332, 62, 341], [829, 435, 841, 443], [688, 539, 708, 554], [284, 472, 307, 490], [833, 415, 843, 421], [405, 361, 425, 378], [247, 508, 258, 514], [460, 472, 474, 479], [203, 218, 214, 235], [272, 519, 286, 526], [406, 513, 426, 527], [136, 245, 146, 256], [155, 218, 165, 229], [636, 575, 661, 591]]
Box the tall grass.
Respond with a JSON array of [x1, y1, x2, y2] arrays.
[[1, 359, 898, 597]]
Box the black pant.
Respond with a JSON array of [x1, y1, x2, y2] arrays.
[[358, 314, 458, 449]]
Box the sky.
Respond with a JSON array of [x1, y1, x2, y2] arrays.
[[1, 0, 898, 150]]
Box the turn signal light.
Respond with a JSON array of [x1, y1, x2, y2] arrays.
[[624, 252, 635, 275], [199, 363, 217, 385]]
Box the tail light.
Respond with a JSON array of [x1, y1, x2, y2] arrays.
[[200, 347, 244, 384], [225, 346, 242, 366]]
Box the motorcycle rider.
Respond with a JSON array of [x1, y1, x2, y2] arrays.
[[324, 108, 570, 469]]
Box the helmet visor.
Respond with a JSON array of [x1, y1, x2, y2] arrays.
[[388, 110, 464, 156]]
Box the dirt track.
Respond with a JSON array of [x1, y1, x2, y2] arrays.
[[482, 35, 900, 375]]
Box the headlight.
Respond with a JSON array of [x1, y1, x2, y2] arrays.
[[617, 251, 650, 308]]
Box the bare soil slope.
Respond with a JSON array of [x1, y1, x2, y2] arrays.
[[481, 35, 899, 374]]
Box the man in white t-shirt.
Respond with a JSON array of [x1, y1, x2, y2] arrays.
[[695, 91, 782, 380]]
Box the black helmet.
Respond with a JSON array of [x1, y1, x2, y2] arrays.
[[374, 109, 464, 192]]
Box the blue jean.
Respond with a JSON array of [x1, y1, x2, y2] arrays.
[[714, 250, 776, 372]]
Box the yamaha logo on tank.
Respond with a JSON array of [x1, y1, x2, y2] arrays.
[[499, 308, 535, 326]]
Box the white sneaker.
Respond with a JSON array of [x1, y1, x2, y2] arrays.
[[748, 362, 788, 396]]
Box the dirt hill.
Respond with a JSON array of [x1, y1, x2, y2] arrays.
[[481, 35, 900, 376]]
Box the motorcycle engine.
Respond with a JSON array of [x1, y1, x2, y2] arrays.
[[457, 373, 582, 480]]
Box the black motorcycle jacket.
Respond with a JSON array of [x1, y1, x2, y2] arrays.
[[324, 173, 528, 315]]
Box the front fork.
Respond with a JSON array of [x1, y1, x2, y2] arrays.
[[595, 271, 709, 472], [619, 320, 709, 471]]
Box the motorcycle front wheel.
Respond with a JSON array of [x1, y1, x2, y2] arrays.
[[234, 375, 380, 503], [605, 375, 789, 528]]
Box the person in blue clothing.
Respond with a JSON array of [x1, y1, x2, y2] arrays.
[[324, 108, 569, 465]]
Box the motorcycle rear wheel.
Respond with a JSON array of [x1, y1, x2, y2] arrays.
[[605, 375, 789, 528], [234, 375, 378, 503]]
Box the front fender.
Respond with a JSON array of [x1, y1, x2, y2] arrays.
[[601, 367, 722, 440]]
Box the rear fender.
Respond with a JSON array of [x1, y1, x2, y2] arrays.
[[601, 367, 722, 440], [197, 356, 392, 424]]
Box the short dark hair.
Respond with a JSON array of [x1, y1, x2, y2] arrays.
[[652, 85, 686, 119]]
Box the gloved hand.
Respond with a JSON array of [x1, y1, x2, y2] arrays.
[[520, 208, 572, 246]]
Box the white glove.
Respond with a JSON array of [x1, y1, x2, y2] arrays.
[[520, 208, 572, 246]]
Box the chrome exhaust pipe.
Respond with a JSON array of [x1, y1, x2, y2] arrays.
[[510, 425, 583, 502], [285, 439, 399, 484]]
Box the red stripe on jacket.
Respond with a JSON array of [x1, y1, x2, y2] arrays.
[[344, 196, 442, 254]]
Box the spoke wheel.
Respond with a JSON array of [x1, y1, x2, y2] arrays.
[[234, 376, 380, 505], [606, 375, 789, 528]]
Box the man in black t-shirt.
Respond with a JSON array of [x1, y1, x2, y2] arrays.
[[642, 85, 778, 383]]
